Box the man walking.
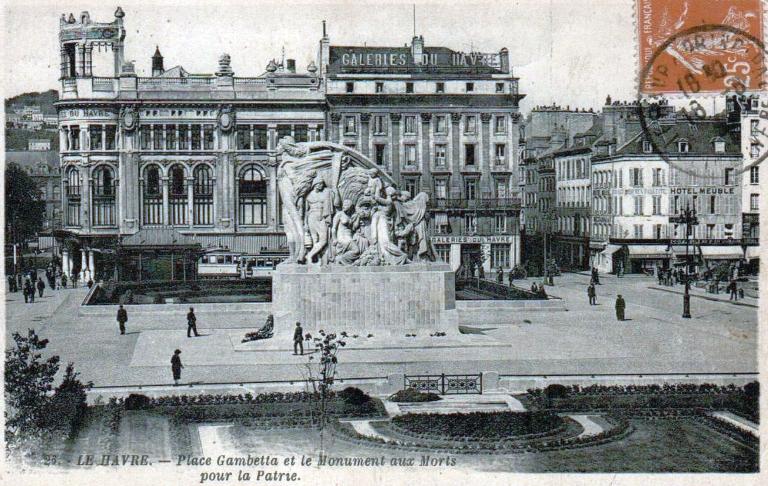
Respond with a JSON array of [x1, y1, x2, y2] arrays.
[[22, 280, 29, 303], [186, 307, 200, 337], [615, 294, 626, 321], [36, 278, 45, 298], [496, 268, 504, 284], [587, 283, 596, 305], [117, 304, 128, 335], [171, 349, 183, 386], [293, 322, 304, 355], [728, 279, 738, 301]]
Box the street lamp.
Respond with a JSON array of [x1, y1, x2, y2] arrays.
[[671, 204, 698, 318]]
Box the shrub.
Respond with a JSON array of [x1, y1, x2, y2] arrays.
[[124, 393, 152, 410], [544, 384, 569, 399], [392, 411, 563, 439], [743, 381, 758, 399], [338, 387, 371, 406], [389, 388, 442, 403]]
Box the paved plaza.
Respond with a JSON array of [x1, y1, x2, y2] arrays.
[[4, 271, 758, 389]]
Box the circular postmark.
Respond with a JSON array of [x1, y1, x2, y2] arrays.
[[636, 23, 768, 181]]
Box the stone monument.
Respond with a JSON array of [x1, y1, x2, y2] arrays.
[[272, 137, 457, 334]]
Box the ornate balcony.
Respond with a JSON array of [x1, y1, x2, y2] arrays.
[[428, 197, 521, 211]]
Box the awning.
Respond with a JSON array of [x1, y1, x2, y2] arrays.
[[699, 246, 744, 259], [627, 245, 672, 259], [433, 212, 448, 226], [746, 246, 761, 259], [600, 244, 622, 256]]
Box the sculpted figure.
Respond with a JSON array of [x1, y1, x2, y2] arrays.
[[331, 199, 368, 265], [369, 186, 408, 265], [304, 173, 334, 264], [395, 190, 436, 262]]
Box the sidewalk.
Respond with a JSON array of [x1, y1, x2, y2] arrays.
[[648, 285, 758, 308]]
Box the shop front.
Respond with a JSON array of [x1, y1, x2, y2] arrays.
[[627, 245, 673, 274]]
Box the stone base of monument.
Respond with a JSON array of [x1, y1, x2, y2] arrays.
[[272, 263, 458, 334]]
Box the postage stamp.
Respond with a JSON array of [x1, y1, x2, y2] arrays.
[[637, 0, 766, 95]]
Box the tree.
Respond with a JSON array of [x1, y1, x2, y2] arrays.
[[5, 163, 46, 248], [5, 329, 60, 444], [303, 330, 345, 452]]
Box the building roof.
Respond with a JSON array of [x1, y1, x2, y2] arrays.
[[327, 94, 522, 108], [5, 150, 59, 169], [615, 117, 740, 156], [120, 228, 201, 248]]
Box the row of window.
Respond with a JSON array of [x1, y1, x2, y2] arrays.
[[139, 124, 215, 151], [557, 158, 589, 181], [606, 194, 742, 216], [641, 139, 726, 154], [341, 113, 508, 136], [621, 223, 737, 240], [344, 81, 507, 94], [432, 214, 510, 236], [557, 186, 591, 207], [366, 142, 507, 168], [61, 125, 118, 151], [593, 166, 756, 188], [433, 177, 512, 200]]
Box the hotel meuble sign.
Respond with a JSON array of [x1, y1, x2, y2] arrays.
[[330, 47, 501, 70]]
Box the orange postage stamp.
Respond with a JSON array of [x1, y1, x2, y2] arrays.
[[637, 0, 766, 95]]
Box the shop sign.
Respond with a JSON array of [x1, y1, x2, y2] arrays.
[[332, 47, 501, 70], [670, 187, 735, 195], [59, 108, 117, 120], [430, 235, 515, 244], [610, 187, 667, 195]]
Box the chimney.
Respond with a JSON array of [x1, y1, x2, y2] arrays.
[[499, 47, 509, 73], [411, 35, 424, 64], [286, 59, 296, 73], [318, 20, 330, 78]]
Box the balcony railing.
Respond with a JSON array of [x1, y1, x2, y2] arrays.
[[429, 197, 521, 210]]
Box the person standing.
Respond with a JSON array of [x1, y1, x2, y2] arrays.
[[293, 322, 304, 355], [7, 274, 15, 293], [588, 283, 596, 305], [16, 273, 23, 292], [22, 280, 29, 303], [87, 279, 94, 289], [116, 304, 128, 335], [615, 294, 626, 321], [531, 282, 538, 293], [728, 279, 738, 301], [496, 268, 504, 284], [508, 268, 515, 286], [171, 349, 183, 385], [186, 307, 199, 337], [55, 273, 61, 290], [25, 279, 35, 303], [36, 278, 45, 298], [61, 273, 68, 289]]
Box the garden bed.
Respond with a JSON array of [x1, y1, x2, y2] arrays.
[[391, 411, 563, 439]]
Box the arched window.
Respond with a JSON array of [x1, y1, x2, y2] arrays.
[[168, 164, 188, 225], [91, 165, 116, 226], [239, 165, 267, 225], [142, 165, 162, 225], [193, 164, 214, 225], [65, 167, 81, 226]]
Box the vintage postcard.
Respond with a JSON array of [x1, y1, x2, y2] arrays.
[[0, 0, 764, 485]]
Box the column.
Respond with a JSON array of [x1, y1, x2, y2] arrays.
[[450, 113, 462, 197], [62, 250, 70, 278], [84, 45, 93, 77], [330, 113, 341, 143], [360, 113, 371, 157], [81, 162, 91, 230], [59, 128, 67, 151], [480, 113, 492, 196], [60, 47, 68, 78], [390, 113, 402, 184], [420, 113, 432, 195], [80, 250, 87, 284], [162, 177, 169, 225], [88, 250, 96, 282], [269, 160, 278, 229], [187, 176, 194, 226]]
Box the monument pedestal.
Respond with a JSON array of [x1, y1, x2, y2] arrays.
[[272, 263, 457, 334]]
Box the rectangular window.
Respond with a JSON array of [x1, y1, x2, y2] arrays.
[[652, 168, 663, 186], [344, 116, 357, 135], [435, 244, 451, 263], [464, 178, 478, 200], [435, 115, 447, 134], [374, 144, 387, 166], [706, 224, 715, 238], [203, 124, 214, 150], [435, 82, 445, 93], [751, 142, 760, 158], [105, 125, 117, 150], [153, 124, 164, 150], [643, 140, 652, 153], [633, 224, 643, 239], [494, 144, 506, 164], [724, 167, 734, 185], [254, 125, 268, 149], [164, 124, 176, 150], [434, 178, 447, 199], [495, 179, 507, 198], [89, 125, 103, 150], [465, 214, 477, 233], [654, 224, 663, 239], [405, 82, 414, 93], [464, 115, 477, 134], [751, 119, 759, 134], [494, 214, 507, 233], [709, 195, 716, 214], [404, 116, 417, 134], [631, 168, 643, 186], [405, 144, 417, 166], [491, 244, 510, 268], [345, 81, 354, 93], [464, 144, 476, 166], [294, 125, 308, 143], [634, 195, 643, 215], [750, 193, 759, 211], [434, 144, 447, 167], [495, 82, 504, 93], [652, 195, 661, 215], [139, 126, 150, 150], [372, 115, 387, 135], [494, 116, 506, 134], [404, 178, 418, 196], [465, 82, 474, 92], [375, 82, 383, 93], [191, 124, 201, 150], [178, 124, 189, 149], [750, 165, 760, 184], [277, 124, 292, 141]]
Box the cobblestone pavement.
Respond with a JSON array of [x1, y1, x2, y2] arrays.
[[3, 271, 757, 388]]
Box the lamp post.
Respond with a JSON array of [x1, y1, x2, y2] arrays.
[[671, 204, 698, 318]]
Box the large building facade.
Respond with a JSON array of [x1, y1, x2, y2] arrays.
[[55, 9, 524, 281]]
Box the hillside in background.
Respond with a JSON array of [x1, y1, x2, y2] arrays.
[[5, 90, 59, 114]]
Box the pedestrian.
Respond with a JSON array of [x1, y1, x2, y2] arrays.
[[171, 349, 183, 385], [615, 294, 626, 321], [7, 274, 15, 293], [71, 273, 78, 288], [657, 269, 664, 285], [117, 304, 128, 335], [29, 269, 37, 284], [36, 278, 45, 298], [87, 279, 94, 289], [61, 273, 68, 289], [508, 268, 515, 286], [587, 283, 596, 305], [16, 273, 23, 292], [293, 322, 304, 355], [738, 288, 744, 299], [55, 274, 61, 290], [531, 282, 538, 293], [728, 280, 737, 300], [186, 307, 199, 337], [24, 279, 35, 303], [22, 281, 29, 303], [496, 268, 504, 284], [538, 284, 548, 298]]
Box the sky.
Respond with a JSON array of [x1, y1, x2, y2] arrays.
[[1, 0, 638, 114]]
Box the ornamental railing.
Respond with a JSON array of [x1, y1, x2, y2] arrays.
[[137, 77, 215, 89], [429, 197, 521, 210], [404, 373, 482, 395]]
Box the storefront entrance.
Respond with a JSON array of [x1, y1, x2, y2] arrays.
[[458, 244, 482, 278]]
